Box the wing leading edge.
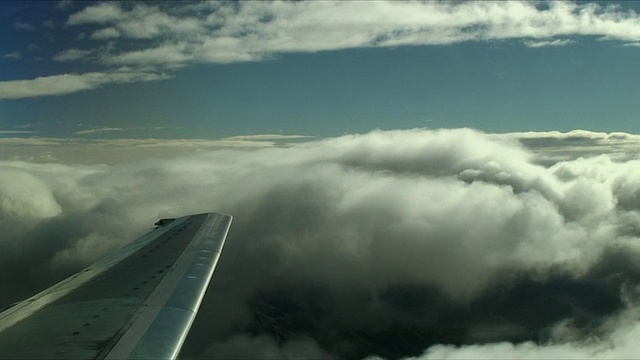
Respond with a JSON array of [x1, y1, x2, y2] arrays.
[[0, 212, 232, 359]]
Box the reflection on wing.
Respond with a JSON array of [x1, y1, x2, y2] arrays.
[[0, 212, 232, 359]]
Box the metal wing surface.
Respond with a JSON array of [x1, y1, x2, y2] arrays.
[[0, 212, 232, 359]]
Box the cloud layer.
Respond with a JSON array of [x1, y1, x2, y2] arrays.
[[3, 1, 640, 99], [3, 128, 640, 358], [65, 1, 640, 68]]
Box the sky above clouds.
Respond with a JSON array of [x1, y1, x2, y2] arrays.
[[1, 0, 640, 137], [3, 1, 640, 360]]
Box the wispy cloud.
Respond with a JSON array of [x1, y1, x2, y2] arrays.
[[43, 19, 55, 29], [90, 27, 120, 40], [3, 51, 22, 60], [53, 48, 93, 61], [74, 127, 125, 135], [222, 134, 313, 141], [0, 130, 36, 134], [67, 2, 201, 39], [57, 0, 72, 10], [0, 136, 308, 165], [0, 70, 171, 100], [524, 38, 575, 47], [62, 1, 640, 68], [72, 126, 183, 135], [7, 1, 640, 99], [14, 20, 35, 31]]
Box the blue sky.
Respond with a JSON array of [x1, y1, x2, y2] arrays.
[[1, 0, 639, 138]]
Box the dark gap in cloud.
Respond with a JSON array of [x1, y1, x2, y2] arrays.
[[519, 137, 600, 149], [185, 270, 630, 359]]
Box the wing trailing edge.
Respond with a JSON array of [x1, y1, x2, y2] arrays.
[[0, 212, 232, 359]]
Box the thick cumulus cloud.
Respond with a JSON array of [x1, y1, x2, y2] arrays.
[[0, 167, 61, 218], [2, 128, 640, 358]]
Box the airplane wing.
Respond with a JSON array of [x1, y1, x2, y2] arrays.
[[0, 212, 232, 359]]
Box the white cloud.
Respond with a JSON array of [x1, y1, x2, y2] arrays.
[[68, 3, 201, 39], [0, 74, 97, 98], [74, 127, 124, 135], [57, 0, 72, 10], [61, 1, 640, 68], [4, 129, 640, 358], [222, 134, 313, 141], [53, 48, 93, 61], [67, 2, 126, 25], [3, 51, 22, 60], [107, 44, 192, 65], [1, 1, 633, 100], [50, 232, 125, 270], [0, 167, 61, 218], [72, 127, 185, 136], [504, 129, 637, 140], [524, 39, 575, 47], [90, 27, 120, 40], [14, 21, 35, 31], [0, 130, 35, 134], [0, 70, 171, 99]]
